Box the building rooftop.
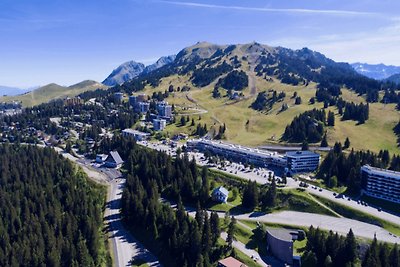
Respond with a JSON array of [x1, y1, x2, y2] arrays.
[[189, 139, 280, 159], [108, 151, 124, 165], [218, 257, 247, 267], [213, 186, 229, 196], [286, 150, 320, 158], [122, 128, 150, 136], [267, 228, 298, 242], [362, 165, 400, 179]]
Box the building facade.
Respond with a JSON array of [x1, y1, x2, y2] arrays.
[[122, 129, 150, 141], [266, 229, 296, 265], [138, 102, 150, 113], [157, 102, 173, 119], [361, 165, 400, 204], [187, 139, 282, 168], [153, 119, 166, 131], [114, 92, 124, 102], [286, 151, 320, 173], [211, 186, 229, 203]]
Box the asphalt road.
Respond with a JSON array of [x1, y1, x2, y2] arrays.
[[234, 210, 399, 244], [297, 178, 400, 227], [105, 178, 161, 267], [54, 147, 161, 267]]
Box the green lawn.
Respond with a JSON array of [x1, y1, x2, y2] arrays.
[[131, 259, 149, 267], [293, 238, 307, 256], [275, 189, 339, 217]]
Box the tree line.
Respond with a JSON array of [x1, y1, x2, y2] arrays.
[[302, 226, 399, 267], [317, 142, 400, 193], [0, 144, 107, 267], [282, 109, 326, 143], [118, 138, 230, 266]]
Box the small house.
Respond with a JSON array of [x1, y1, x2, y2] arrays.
[[211, 186, 229, 203], [96, 154, 108, 164], [105, 151, 124, 168]]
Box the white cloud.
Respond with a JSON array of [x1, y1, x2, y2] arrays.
[[158, 0, 379, 17], [269, 20, 400, 65]]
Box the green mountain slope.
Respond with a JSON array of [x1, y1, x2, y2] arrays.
[[122, 42, 400, 154], [0, 80, 108, 107]]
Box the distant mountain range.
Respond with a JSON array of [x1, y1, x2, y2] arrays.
[[0, 86, 31, 97], [385, 73, 400, 84], [0, 80, 108, 107], [351, 63, 400, 80], [103, 55, 176, 86]]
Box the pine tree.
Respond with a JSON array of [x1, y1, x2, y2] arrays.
[[210, 212, 220, 245], [327, 111, 335, 126], [242, 181, 259, 210], [302, 141, 309, 151], [343, 137, 350, 149], [321, 133, 328, 147], [226, 217, 236, 248]]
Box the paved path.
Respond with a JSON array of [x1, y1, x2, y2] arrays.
[[105, 179, 161, 267], [220, 232, 269, 267], [298, 179, 400, 227], [234, 210, 399, 244]]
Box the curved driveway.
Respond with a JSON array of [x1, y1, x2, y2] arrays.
[[234, 210, 399, 244]]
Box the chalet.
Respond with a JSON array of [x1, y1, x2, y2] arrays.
[[105, 151, 124, 168], [211, 186, 229, 203]]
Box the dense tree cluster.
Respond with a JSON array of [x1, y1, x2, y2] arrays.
[[195, 123, 208, 137], [363, 237, 400, 267], [120, 141, 227, 266], [216, 70, 249, 91], [241, 178, 278, 211], [382, 89, 400, 109], [251, 90, 285, 111], [302, 227, 399, 267], [0, 144, 106, 267], [342, 102, 369, 124], [302, 227, 359, 266], [282, 109, 326, 143], [394, 121, 400, 147], [191, 62, 233, 87], [317, 142, 400, 193]]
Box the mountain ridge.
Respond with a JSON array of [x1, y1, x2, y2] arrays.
[[0, 85, 29, 97], [351, 62, 400, 80], [103, 55, 176, 86], [0, 80, 108, 107]]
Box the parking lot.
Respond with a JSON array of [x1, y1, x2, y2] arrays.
[[139, 140, 280, 185]]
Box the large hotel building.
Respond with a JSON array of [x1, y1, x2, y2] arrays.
[[361, 165, 400, 204], [187, 139, 320, 174]]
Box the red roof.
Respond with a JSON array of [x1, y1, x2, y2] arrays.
[[218, 257, 247, 267]]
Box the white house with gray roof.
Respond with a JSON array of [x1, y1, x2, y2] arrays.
[[212, 186, 229, 203]]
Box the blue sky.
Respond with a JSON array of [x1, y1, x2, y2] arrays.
[[1, 0, 400, 88]]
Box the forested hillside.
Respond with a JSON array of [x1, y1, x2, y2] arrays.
[[119, 138, 223, 267], [0, 144, 109, 267]]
